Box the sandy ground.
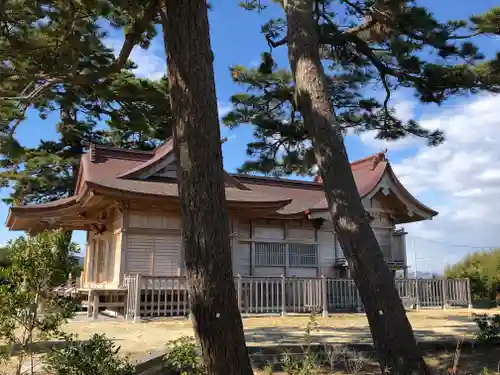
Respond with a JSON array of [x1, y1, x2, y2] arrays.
[[58, 308, 492, 361], [1, 308, 498, 374]]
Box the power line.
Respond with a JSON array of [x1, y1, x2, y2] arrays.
[[406, 235, 500, 250]]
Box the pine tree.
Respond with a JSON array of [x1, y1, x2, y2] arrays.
[[0, 0, 170, 205], [232, 1, 500, 374], [1, 1, 253, 373], [159, 1, 253, 373], [0, 71, 170, 206]]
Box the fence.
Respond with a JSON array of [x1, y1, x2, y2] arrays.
[[123, 275, 471, 321]]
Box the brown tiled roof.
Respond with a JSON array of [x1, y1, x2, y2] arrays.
[[8, 141, 437, 219], [117, 138, 174, 179], [233, 175, 325, 216], [309, 151, 388, 211]]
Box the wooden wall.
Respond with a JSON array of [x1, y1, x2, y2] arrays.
[[83, 196, 407, 287], [124, 212, 182, 277]]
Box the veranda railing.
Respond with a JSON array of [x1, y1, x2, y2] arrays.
[[123, 275, 472, 321]]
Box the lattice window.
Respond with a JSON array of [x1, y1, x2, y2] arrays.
[[255, 242, 286, 266], [254, 242, 318, 267], [288, 243, 318, 266]]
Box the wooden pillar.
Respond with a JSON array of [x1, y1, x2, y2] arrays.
[[314, 227, 320, 277], [249, 220, 255, 276], [229, 218, 239, 277], [87, 237, 95, 284], [284, 221, 289, 277], [103, 235, 110, 284], [117, 201, 129, 286], [92, 291, 99, 320], [134, 274, 142, 322], [237, 274, 242, 312], [87, 290, 93, 318], [321, 275, 328, 317], [281, 274, 286, 316]]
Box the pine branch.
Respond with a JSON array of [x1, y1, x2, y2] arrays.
[[265, 34, 287, 48], [341, 19, 376, 36], [112, 1, 159, 80], [0, 0, 159, 102], [341, 0, 366, 16], [1, 79, 64, 101]]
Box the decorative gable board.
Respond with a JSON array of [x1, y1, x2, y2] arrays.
[[153, 164, 177, 178], [136, 152, 177, 180]]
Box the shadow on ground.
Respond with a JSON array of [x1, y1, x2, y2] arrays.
[[244, 323, 476, 347], [2, 338, 122, 356]]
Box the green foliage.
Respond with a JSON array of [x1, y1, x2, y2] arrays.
[[280, 314, 320, 375], [0, 0, 171, 206], [445, 249, 500, 303], [43, 333, 135, 375], [0, 231, 78, 373], [165, 336, 206, 375], [230, 0, 500, 177], [0, 245, 10, 269], [473, 314, 500, 341]]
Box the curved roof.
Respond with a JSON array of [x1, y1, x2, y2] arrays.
[[6, 141, 437, 231]]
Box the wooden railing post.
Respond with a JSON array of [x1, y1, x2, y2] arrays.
[[442, 278, 447, 310], [237, 274, 242, 312], [281, 275, 286, 316], [321, 275, 328, 317], [92, 291, 99, 320], [87, 289, 93, 318], [466, 278, 472, 309], [415, 278, 420, 311], [134, 274, 142, 322], [355, 281, 362, 312]]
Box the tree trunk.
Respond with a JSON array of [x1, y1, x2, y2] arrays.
[[284, 1, 430, 374], [161, 2, 253, 375]]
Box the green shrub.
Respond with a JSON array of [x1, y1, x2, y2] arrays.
[[165, 336, 206, 375], [279, 314, 320, 375], [473, 314, 500, 341], [445, 250, 500, 303], [0, 231, 78, 374], [43, 334, 135, 375]]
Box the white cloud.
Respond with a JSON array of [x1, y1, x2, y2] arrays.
[[370, 94, 500, 273], [217, 102, 232, 118], [104, 37, 165, 80]]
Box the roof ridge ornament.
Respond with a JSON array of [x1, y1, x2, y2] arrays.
[[371, 148, 388, 170]]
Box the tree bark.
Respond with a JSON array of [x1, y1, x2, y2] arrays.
[[161, 2, 253, 375], [284, 1, 430, 374]]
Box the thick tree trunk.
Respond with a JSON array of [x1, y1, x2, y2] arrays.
[[284, 1, 430, 374], [161, 2, 253, 375]]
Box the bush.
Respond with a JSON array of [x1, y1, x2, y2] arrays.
[[43, 334, 135, 375], [445, 250, 500, 303], [0, 231, 78, 374], [165, 336, 206, 375], [473, 314, 500, 341]]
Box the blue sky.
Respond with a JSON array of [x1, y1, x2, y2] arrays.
[[2, 0, 500, 274]]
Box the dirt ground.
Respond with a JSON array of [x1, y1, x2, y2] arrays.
[[59, 308, 493, 361], [1, 308, 498, 374]]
